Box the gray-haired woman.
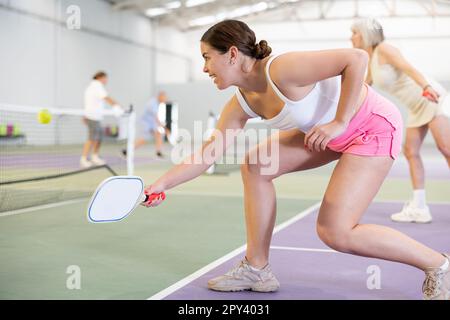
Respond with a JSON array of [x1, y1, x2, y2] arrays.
[[351, 18, 450, 224]]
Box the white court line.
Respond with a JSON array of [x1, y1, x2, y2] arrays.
[[0, 191, 313, 218], [147, 201, 322, 300], [270, 245, 337, 254], [0, 198, 87, 217]]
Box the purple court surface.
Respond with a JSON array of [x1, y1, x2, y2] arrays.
[[161, 202, 450, 300], [0, 154, 163, 169]]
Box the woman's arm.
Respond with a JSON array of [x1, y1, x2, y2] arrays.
[[143, 95, 250, 205], [379, 43, 440, 102], [270, 49, 369, 151]]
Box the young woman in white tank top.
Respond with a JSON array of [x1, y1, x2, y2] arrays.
[[143, 20, 449, 299]]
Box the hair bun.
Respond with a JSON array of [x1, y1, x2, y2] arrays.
[[254, 40, 272, 59]]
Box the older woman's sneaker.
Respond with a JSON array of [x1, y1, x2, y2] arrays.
[[391, 202, 432, 223], [208, 258, 280, 292], [422, 254, 450, 300]]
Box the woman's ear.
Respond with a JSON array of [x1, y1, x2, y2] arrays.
[[228, 46, 238, 65]]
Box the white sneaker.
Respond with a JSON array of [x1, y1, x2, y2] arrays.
[[91, 155, 106, 166], [422, 253, 450, 300], [80, 157, 93, 168], [208, 258, 280, 292], [390, 202, 432, 223]]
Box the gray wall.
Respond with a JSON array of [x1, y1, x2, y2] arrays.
[[0, 0, 155, 111], [159, 81, 233, 136]]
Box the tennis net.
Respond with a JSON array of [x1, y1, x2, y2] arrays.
[[0, 103, 136, 212]]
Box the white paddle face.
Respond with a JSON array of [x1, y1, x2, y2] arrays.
[[87, 176, 145, 223]]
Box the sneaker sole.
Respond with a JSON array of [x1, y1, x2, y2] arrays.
[[252, 285, 280, 292], [208, 286, 279, 293], [391, 219, 432, 224], [208, 286, 251, 292], [208, 283, 279, 292]]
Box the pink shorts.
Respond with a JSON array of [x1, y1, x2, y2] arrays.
[[327, 85, 403, 159]]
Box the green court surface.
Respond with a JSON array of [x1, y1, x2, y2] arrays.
[[0, 190, 315, 299]]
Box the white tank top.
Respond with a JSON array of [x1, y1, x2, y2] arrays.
[[235, 55, 341, 132]]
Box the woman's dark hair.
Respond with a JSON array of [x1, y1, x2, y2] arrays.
[[93, 71, 107, 80], [201, 20, 272, 60]]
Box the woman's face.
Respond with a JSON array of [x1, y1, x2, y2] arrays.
[[200, 41, 235, 90], [350, 28, 364, 49]]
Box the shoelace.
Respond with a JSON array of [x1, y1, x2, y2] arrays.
[[225, 260, 272, 282], [404, 207, 418, 219], [258, 265, 273, 282], [401, 202, 424, 219], [423, 270, 443, 298], [225, 260, 247, 277]]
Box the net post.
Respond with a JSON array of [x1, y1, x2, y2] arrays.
[[126, 105, 136, 176]]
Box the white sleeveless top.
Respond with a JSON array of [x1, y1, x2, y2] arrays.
[[235, 55, 341, 132]]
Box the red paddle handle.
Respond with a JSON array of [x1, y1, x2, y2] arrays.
[[143, 192, 166, 204]]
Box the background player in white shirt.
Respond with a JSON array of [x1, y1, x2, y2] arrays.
[[80, 71, 122, 168]]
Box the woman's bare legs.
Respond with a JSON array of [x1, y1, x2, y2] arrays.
[[403, 126, 428, 189], [241, 129, 340, 268], [429, 114, 450, 167], [316, 154, 445, 270]]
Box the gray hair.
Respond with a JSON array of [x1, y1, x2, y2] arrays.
[[351, 18, 385, 48]]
